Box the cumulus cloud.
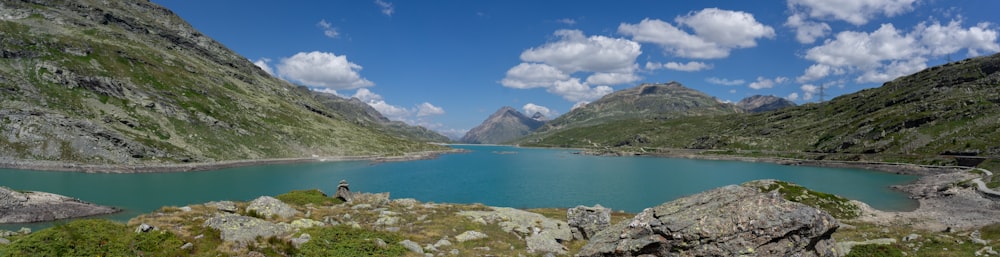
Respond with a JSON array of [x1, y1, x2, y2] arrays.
[[786, 92, 800, 101], [253, 58, 274, 75], [646, 61, 712, 72], [276, 51, 374, 90], [374, 0, 394, 16], [416, 102, 445, 117], [748, 76, 789, 90], [317, 19, 339, 38], [787, 0, 917, 26], [523, 103, 557, 118], [312, 88, 340, 96], [800, 84, 820, 100], [352, 89, 445, 122], [500, 63, 569, 89], [502, 29, 641, 102], [619, 8, 774, 59], [785, 13, 831, 44], [705, 77, 745, 86], [798, 19, 999, 84]]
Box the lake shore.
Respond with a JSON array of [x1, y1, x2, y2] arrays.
[[0, 149, 465, 173]]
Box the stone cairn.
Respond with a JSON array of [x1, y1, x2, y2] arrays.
[[334, 180, 353, 202]]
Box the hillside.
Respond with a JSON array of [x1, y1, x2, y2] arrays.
[[461, 106, 544, 144], [523, 53, 1000, 164], [306, 89, 450, 143], [535, 82, 741, 134], [0, 0, 442, 166]]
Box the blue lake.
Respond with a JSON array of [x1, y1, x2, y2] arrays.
[[1, 145, 917, 230]]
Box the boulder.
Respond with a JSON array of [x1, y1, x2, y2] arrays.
[[455, 230, 488, 242], [0, 187, 120, 224], [458, 207, 572, 254], [290, 233, 311, 248], [203, 213, 293, 242], [567, 204, 611, 240], [245, 196, 299, 219], [577, 184, 839, 257], [400, 239, 424, 254], [206, 201, 237, 213], [335, 180, 352, 202]]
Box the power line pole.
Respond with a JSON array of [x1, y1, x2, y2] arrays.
[[819, 84, 825, 102]]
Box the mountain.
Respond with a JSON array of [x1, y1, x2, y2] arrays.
[[460, 106, 544, 144], [523, 53, 1000, 162], [0, 0, 442, 166], [306, 89, 451, 143], [736, 95, 796, 113]]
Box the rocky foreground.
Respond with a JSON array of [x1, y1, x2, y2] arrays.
[[0, 186, 119, 224], [2, 176, 1000, 256]]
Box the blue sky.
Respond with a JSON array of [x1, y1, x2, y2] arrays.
[[152, 0, 1000, 139]]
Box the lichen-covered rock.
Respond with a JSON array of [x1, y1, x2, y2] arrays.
[[567, 204, 611, 240], [0, 187, 119, 224], [245, 196, 299, 219], [455, 230, 488, 242], [206, 201, 237, 213], [577, 183, 839, 257], [458, 207, 572, 254], [400, 239, 424, 254], [203, 213, 292, 242]]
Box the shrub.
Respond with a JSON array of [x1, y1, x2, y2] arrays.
[[295, 225, 406, 257]]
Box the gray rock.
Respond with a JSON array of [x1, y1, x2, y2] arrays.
[[375, 238, 388, 248], [290, 233, 311, 248], [567, 204, 611, 240], [449, 249, 460, 255], [17, 227, 30, 235], [335, 180, 352, 202], [180, 242, 193, 250], [400, 239, 424, 254], [206, 201, 237, 213], [0, 187, 120, 224], [245, 196, 299, 219], [352, 192, 390, 206], [527, 231, 567, 255], [203, 213, 292, 242], [903, 233, 921, 242], [375, 216, 400, 226], [290, 218, 324, 229], [457, 206, 571, 254], [433, 239, 452, 248], [179, 206, 192, 212], [0, 238, 10, 245], [577, 183, 839, 257], [135, 223, 155, 233], [455, 230, 488, 242], [393, 198, 418, 208]]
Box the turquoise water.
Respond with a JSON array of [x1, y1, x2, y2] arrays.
[[1, 145, 917, 230]]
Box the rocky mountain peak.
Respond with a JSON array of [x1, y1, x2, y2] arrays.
[[460, 106, 545, 144], [736, 95, 796, 113]]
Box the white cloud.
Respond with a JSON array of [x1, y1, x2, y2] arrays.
[[705, 77, 745, 86], [748, 76, 789, 90], [317, 19, 339, 38], [277, 51, 374, 90], [352, 89, 445, 121], [787, 0, 918, 26], [503, 29, 641, 102], [549, 78, 613, 102], [571, 101, 589, 110], [585, 72, 640, 85], [501, 63, 569, 89], [786, 92, 800, 101], [799, 19, 1000, 84], [311, 88, 340, 96], [253, 58, 274, 75], [416, 102, 445, 117], [523, 103, 557, 118], [556, 18, 576, 25], [619, 9, 774, 59], [785, 13, 831, 44], [374, 0, 394, 16], [520, 29, 641, 74], [800, 84, 820, 100], [646, 61, 712, 72], [917, 20, 1000, 56]]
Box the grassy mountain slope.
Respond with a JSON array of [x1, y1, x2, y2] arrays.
[[523, 54, 1000, 162], [0, 0, 442, 165]]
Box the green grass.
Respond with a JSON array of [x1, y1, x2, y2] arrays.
[[756, 181, 860, 219], [845, 244, 905, 257], [275, 189, 344, 206], [295, 225, 407, 257], [0, 219, 187, 257]]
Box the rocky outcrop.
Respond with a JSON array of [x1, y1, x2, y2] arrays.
[[335, 180, 353, 202], [458, 206, 572, 254], [461, 106, 545, 144], [567, 204, 611, 240], [203, 213, 293, 243], [0, 186, 119, 224], [736, 95, 796, 113], [577, 183, 839, 257], [245, 196, 299, 219]]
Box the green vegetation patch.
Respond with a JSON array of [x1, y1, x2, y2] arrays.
[[295, 225, 406, 257], [845, 244, 905, 257], [0, 219, 186, 257], [275, 189, 343, 206], [755, 180, 860, 219]]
